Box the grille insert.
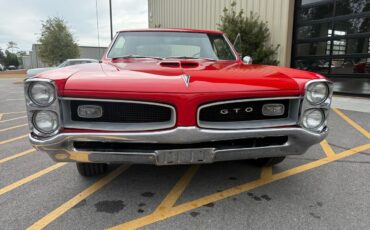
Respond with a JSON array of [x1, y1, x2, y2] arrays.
[[70, 100, 172, 123], [199, 99, 290, 122]]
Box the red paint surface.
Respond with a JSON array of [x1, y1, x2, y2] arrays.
[[35, 29, 325, 130]]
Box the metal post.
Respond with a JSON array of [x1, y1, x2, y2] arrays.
[[109, 0, 113, 41]]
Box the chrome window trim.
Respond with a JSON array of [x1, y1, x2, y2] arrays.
[[222, 34, 239, 61], [104, 32, 120, 60], [197, 97, 302, 129], [61, 97, 176, 132]]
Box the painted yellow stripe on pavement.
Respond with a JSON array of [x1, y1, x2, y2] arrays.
[[320, 140, 336, 158], [108, 143, 370, 230], [0, 134, 28, 145], [333, 108, 370, 139], [154, 165, 200, 213], [0, 163, 66, 196], [260, 166, 272, 179], [0, 124, 28, 132], [0, 114, 3, 121], [0, 148, 35, 164], [5, 98, 24, 101], [27, 164, 130, 230], [0, 116, 27, 123], [0, 111, 25, 115]]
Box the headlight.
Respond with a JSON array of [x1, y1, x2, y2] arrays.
[[28, 82, 55, 106], [33, 111, 59, 134], [306, 82, 329, 105], [302, 109, 324, 130]]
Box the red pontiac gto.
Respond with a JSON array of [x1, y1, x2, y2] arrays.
[[24, 29, 333, 177]]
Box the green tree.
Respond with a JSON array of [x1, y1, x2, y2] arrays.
[[38, 17, 79, 66], [4, 50, 19, 67], [218, 2, 279, 65], [17, 50, 27, 67], [0, 48, 5, 65]]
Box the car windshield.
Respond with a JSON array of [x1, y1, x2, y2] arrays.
[[107, 31, 236, 61]]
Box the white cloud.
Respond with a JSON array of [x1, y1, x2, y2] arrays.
[[0, 0, 148, 52]]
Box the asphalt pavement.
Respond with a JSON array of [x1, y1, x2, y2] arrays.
[[0, 77, 369, 230]]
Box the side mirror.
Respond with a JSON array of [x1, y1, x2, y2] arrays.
[[242, 56, 253, 64]]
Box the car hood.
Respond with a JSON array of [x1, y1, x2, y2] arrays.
[[27, 67, 57, 77], [60, 60, 319, 94]]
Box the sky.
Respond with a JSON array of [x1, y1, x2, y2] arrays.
[[0, 0, 148, 52]]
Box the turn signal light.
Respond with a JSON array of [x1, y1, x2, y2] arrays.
[[262, 104, 285, 116], [77, 105, 103, 118]]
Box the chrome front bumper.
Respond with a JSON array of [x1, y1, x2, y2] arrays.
[[29, 126, 328, 165]]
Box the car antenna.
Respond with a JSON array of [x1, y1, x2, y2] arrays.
[[95, 0, 102, 60]]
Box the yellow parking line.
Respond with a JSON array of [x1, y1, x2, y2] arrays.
[[0, 163, 66, 196], [0, 111, 25, 115], [320, 140, 336, 158], [0, 124, 28, 132], [333, 108, 370, 139], [260, 166, 272, 179], [0, 134, 28, 145], [108, 143, 370, 230], [0, 114, 3, 121], [154, 165, 200, 213], [0, 148, 35, 164], [0, 116, 27, 123], [27, 164, 130, 230], [5, 98, 24, 101]]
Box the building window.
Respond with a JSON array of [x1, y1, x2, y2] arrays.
[[327, 29, 347, 55], [292, 0, 370, 78]]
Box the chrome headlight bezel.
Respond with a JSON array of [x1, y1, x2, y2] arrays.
[[301, 108, 325, 130], [305, 82, 329, 105], [32, 110, 60, 135], [24, 78, 62, 137], [28, 81, 56, 107], [301, 79, 333, 133]]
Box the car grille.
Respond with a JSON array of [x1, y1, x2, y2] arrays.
[[199, 99, 290, 122], [70, 100, 172, 123], [198, 97, 301, 129], [61, 98, 175, 131]]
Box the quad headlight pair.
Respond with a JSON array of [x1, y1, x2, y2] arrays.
[[301, 80, 332, 131], [25, 80, 60, 136]]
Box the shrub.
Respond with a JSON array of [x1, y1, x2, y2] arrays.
[[218, 2, 280, 65]]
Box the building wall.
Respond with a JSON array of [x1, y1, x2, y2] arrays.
[[78, 46, 107, 60], [148, 0, 295, 66]]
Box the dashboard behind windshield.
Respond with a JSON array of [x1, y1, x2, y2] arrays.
[[107, 32, 236, 61]]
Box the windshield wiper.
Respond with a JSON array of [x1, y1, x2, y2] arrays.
[[112, 55, 163, 60], [165, 56, 216, 61]]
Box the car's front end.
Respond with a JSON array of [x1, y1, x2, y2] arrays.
[[25, 78, 332, 166], [24, 29, 333, 176]]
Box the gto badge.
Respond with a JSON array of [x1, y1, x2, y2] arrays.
[[180, 74, 191, 88], [220, 107, 254, 115]]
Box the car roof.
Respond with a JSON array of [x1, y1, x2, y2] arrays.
[[118, 28, 224, 35]]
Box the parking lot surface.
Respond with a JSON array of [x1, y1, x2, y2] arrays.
[[1, 77, 370, 230]]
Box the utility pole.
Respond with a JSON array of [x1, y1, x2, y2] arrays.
[[109, 0, 113, 41]]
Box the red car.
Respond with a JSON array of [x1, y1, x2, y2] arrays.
[[24, 29, 333, 177]]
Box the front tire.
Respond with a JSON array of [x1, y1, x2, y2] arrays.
[[248, 156, 286, 167], [76, 163, 108, 177]]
